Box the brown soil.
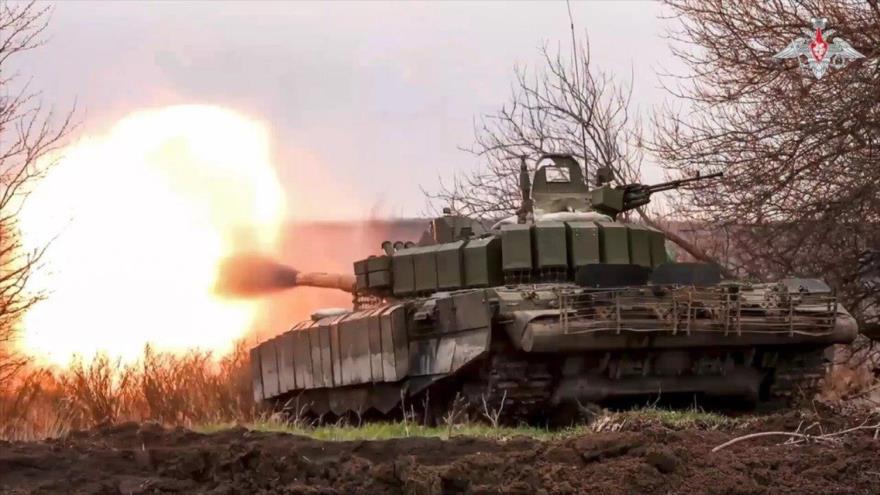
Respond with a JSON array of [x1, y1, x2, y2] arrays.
[[1, 414, 878, 495]]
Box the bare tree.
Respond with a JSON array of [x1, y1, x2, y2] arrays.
[[427, 34, 722, 264], [0, 1, 72, 383], [652, 0, 880, 328], [430, 37, 643, 220]]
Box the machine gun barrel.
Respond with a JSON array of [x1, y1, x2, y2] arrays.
[[620, 171, 723, 212], [642, 171, 724, 194]]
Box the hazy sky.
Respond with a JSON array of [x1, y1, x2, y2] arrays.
[[19, 1, 679, 220]]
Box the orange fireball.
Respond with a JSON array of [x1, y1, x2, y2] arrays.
[[17, 105, 286, 366]]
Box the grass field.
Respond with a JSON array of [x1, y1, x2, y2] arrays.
[[193, 405, 742, 442]]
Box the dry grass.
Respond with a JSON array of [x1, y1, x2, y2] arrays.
[[819, 341, 880, 405], [3, 339, 880, 442], [0, 342, 259, 441]]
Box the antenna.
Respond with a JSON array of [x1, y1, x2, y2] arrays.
[[566, 0, 589, 185]]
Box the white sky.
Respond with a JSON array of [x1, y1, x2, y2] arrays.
[[19, 1, 680, 220]]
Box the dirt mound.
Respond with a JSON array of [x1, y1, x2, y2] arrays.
[[1, 416, 878, 494]]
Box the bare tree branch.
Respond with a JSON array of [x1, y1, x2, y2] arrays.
[[425, 31, 720, 266], [428, 35, 644, 218], [0, 1, 72, 384], [651, 0, 880, 331]]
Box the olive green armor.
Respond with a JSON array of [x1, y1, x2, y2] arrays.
[[251, 155, 858, 419]]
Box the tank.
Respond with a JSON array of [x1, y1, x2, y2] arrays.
[[249, 154, 859, 421]]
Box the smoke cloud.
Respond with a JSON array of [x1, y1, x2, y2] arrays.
[[215, 253, 299, 298]]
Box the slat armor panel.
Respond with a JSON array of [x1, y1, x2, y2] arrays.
[[277, 332, 297, 393], [329, 317, 343, 387], [319, 324, 333, 388], [250, 347, 263, 401], [366, 307, 384, 382], [293, 326, 313, 389], [308, 327, 323, 388], [379, 304, 409, 380], [339, 312, 371, 385], [259, 338, 280, 398]]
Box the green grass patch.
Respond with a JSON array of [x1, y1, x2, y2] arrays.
[[196, 405, 743, 440], [197, 419, 590, 441]]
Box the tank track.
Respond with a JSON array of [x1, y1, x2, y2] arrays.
[[769, 349, 829, 402], [454, 348, 832, 420], [460, 353, 555, 420], [285, 348, 833, 424]]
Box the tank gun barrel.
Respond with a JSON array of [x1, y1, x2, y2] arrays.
[[215, 254, 355, 297], [293, 272, 356, 293]]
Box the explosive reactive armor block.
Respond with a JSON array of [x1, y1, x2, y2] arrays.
[[501, 224, 532, 272], [566, 221, 601, 269], [367, 255, 392, 289], [597, 221, 630, 264], [354, 259, 368, 291], [435, 240, 466, 290], [354, 255, 392, 292], [412, 245, 439, 293], [626, 225, 652, 268], [463, 236, 502, 287], [392, 248, 417, 296], [647, 227, 668, 266], [532, 221, 567, 270]]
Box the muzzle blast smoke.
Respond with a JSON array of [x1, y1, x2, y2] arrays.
[[215, 253, 355, 297]]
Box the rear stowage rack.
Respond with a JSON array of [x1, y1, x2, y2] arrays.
[[558, 283, 838, 337]]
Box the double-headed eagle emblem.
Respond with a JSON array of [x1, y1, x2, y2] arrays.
[[774, 17, 864, 79]]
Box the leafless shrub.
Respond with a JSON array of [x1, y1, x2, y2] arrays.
[[0, 342, 260, 440], [421, 390, 430, 426], [480, 391, 507, 428], [0, 368, 72, 440], [62, 354, 136, 427], [443, 392, 467, 438], [399, 388, 409, 435]]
